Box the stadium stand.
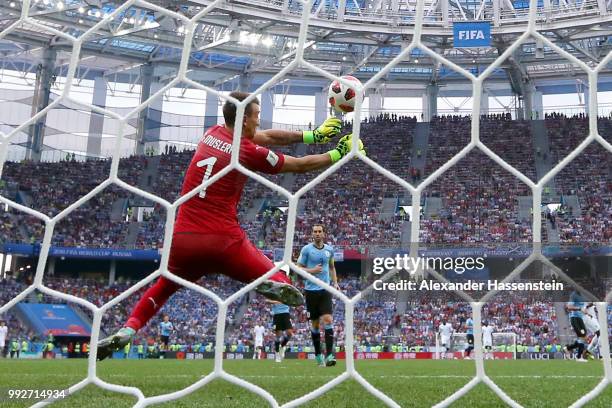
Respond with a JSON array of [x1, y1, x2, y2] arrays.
[[0, 275, 589, 355], [0, 116, 608, 249]]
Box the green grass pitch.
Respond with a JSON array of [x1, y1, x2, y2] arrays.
[[0, 359, 610, 407]]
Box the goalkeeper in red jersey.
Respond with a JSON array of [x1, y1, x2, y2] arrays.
[[97, 91, 365, 360]]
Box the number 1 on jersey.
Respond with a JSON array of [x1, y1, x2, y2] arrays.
[[196, 157, 217, 198]]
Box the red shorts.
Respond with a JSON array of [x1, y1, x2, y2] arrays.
[[168, 232, 289, 284]]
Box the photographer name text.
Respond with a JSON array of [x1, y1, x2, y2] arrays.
[[373, 279, 564, 292]]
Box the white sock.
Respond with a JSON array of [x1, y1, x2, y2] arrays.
[[588, 335, 599, 353]]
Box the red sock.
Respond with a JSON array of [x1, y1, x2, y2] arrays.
[[270, 271, 291, 285], [125, 277, 180, 331]]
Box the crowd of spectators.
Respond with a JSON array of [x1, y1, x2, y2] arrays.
[[0, 274, 244, 352], [0, 114, 609, 359], [0, 115, 608, 250], [0, 155, 146, 247], [393, 285, 559, 349], [2, 274, 611, 354], [288, 118, 414, 250], [420, 116, 533, 243], [0, 280, 33, 343], [544, 114, 611, 243]]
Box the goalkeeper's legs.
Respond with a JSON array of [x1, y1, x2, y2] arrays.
[[225, 237, 304, 307], [97, 276, 181, 361], [99, 233, 305, 360], [125, 277, 181, 331], [98, 234, 206, 361], [255, 280, 304, 307]]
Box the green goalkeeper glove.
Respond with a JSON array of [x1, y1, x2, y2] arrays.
[[327, 133, 366, 163], [302, 117, 342, 144]]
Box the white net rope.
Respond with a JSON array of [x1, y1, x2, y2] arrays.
[[0, 0, 610, 407]]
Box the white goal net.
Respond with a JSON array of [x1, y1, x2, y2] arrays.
[[0, 0, 610, 407]]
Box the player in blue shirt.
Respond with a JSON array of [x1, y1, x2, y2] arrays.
[[159, 315, 173, 358], [270, 301, 293, 363], [463, 317, 474, 359], [564, 291, 588, 362], [297, 224, 338, 367]]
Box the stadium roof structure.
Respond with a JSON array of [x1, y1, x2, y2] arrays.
[[0, 0, 611, 95]]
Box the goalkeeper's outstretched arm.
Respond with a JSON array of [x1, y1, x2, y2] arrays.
[[280, 134, 365, 173], [281, 153, 334, 173], [253, 117, 342, 146], [253, 129, 304, 146]]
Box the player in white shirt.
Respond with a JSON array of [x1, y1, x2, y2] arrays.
[[253, 323, 266, 360], [482, 321, 495, 360], [0, 320, 7, 358], [582, 303, 600, 357], [438, 320, 454, 359]]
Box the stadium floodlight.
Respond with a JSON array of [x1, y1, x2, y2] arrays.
[[239, 31, 247, 42], [115, 21, 160, 37], [248, 34, 259, 46]]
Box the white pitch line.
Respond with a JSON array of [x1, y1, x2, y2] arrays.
[[10, 373, 601, 380], [238, 375, 603, 380]]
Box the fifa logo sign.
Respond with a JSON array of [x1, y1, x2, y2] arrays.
[[453, 22, 491, 47], [457, 30, 485, 40]]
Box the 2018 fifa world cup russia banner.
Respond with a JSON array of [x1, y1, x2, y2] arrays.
[[15, 303, 91, 337]]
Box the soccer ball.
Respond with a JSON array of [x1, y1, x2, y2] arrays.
[[328, 75, 362, 114]]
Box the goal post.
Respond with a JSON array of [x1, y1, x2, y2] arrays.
[[492, 332, 517, 360], [435, 332, 517, 359]]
